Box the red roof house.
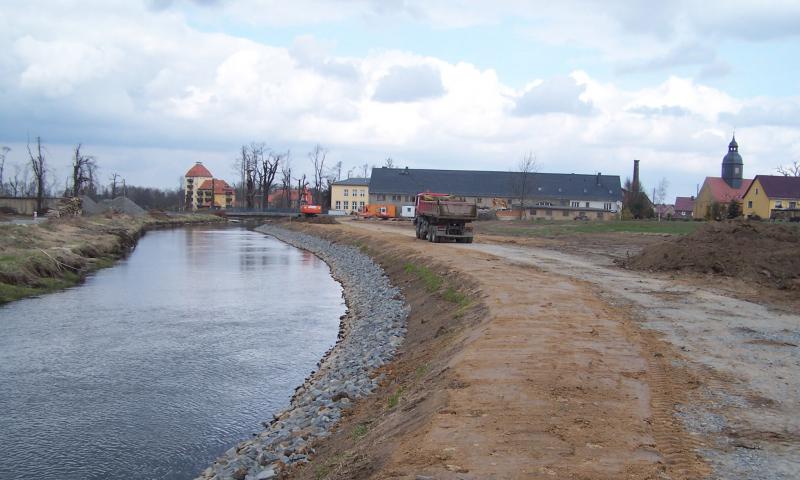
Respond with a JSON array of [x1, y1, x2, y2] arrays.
[[185, 162, 213, 178]]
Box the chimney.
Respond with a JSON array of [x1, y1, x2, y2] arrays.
[[596, 172, 601, 186], [633, 160, 640, 193]]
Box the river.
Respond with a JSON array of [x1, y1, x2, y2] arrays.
[[0, 226, 345, 480]]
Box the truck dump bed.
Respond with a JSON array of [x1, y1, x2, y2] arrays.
[[416, 194, 478, 220]]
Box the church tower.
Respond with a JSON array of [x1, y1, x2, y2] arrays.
[[721, 134, 743, 188]]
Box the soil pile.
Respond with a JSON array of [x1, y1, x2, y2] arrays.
[[620, 221, 800, 289]]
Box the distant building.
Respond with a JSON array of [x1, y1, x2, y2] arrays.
[[655, 204, 675, 219], [742, 175, 800, 220], [693, 136, 753, 219], [267, 187, 312, 208], [369, 167, 623, 221], [674, 196, 695, 219], [331, 177, 369, 213], [196, 179, 235, 209], [183, 162, 236, 210]]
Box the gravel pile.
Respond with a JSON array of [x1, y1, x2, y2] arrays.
[[196, 225, 408, 480]]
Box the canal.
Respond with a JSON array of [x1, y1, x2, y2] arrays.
[[0, 226, 345, 480]]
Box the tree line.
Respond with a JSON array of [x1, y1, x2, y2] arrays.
[[0, 137, 180, 212], [231, 142, 375, 210]]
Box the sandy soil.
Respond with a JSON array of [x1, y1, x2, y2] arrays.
[[302, 219, 798, 480]]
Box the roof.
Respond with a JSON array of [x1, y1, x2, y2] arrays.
[[701, 177, 753, 202], [674, 196, 695, 211], [197, 179, 234, 194], [369, 168, 623, 201], [186, 162, 213, 177], [333, 177, 370, 186], [655, 204, 674, 215], [747, 175, 800, 199]]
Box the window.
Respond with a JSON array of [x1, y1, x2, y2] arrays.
[[335, 201, 341, 209], [735, 167, 740, 174], [344, 201, 349, 209], [530, 209, 537, 215], [360, 190, 365, 197], [546, 210, 553, 216], [585, 202, 590, 208], [477, 198, 483, 204], [756, 188, 759, 194], [343, 189, 348, 197], [378, 195, 385, 201], [603, 202, 612, 210], [791, 201, 797, 209], [775, 200, 783, 208], [747, 200, 753, 208], [359, 201, 365, 209], [535, 201, 552, 206], [571, 201, 579, 207], [597, 212, 603, 219], [562, 210, 570, 217]]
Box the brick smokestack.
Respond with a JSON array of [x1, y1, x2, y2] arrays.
[[633, 159, 640, 193]]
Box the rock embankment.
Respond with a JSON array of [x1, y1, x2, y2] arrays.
[[197, 224, 408, 480]]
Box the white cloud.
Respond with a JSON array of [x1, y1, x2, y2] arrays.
[[0, 0, 798, 205], [513, 75, 594, 116], [372, 64, 445, 103]]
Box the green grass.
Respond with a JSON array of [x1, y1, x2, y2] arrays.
[[478, 220, 701, 237], [387, 388, 403, 409], [442, 286, 469, 307], [403, 263, 443, 292], [0, 283, 40, 303], [351, 424, 369, 440], [415, 363, 430, 380]]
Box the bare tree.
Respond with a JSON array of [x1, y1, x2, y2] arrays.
[[512, 151, 537, 218], [383, 157, 395, 168], [653, 177, 669, 221], [27, 137, 47, 213], [331, 160, 342, 181], [309, 144, 328, 205], [71, 143, 98, 197], [259, 150, 282, 210], [777, 161, 800, 176], [8, 163, 23, 197], [0, 146, 9, 194], [109, 173, 120, 198], [295, 173, 308, 208], [280, 156, 292, 208]]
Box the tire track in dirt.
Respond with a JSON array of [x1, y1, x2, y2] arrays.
[[336, 221, 708, 479]]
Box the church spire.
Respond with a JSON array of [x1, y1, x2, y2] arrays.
[[722, 133, 743, 188]]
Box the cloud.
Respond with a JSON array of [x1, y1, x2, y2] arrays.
[[617, 43, 717, 74], [627, 105, 691, 116], [720, 99, 800, 127], [372, 65, 445, 103], [513, 76, 594, 116]]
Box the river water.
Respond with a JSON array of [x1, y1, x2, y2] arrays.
[[0, 226, 345, 480]]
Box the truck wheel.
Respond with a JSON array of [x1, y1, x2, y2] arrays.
[[466, 237, 474, 244], [428, 226, 435, 242]]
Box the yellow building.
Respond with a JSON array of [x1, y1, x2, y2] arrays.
[[742, 175, 800, 220], [196, 179, 236, 209], [183, 162, 236, 210], [184, 162, 213, 210], [331, 177, 369, 213]]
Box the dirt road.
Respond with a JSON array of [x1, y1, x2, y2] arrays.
[[338, 220, 799, 479]]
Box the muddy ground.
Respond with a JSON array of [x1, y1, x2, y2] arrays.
[[281, 218, 798, 480]]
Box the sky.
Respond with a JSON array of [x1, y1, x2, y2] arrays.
[[1, 0, 799, 200]]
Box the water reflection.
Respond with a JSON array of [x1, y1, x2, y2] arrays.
[[0, 226, 344, 480]]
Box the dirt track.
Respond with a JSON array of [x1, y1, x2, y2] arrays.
[[325, 220, 799, 480]]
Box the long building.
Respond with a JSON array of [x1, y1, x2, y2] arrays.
[[369, 167, 623, 220]]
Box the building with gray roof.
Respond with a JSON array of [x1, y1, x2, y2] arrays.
[[369, 167, 623, 220]]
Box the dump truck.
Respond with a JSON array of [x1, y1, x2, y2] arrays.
[[414, 193, 478, 243]]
